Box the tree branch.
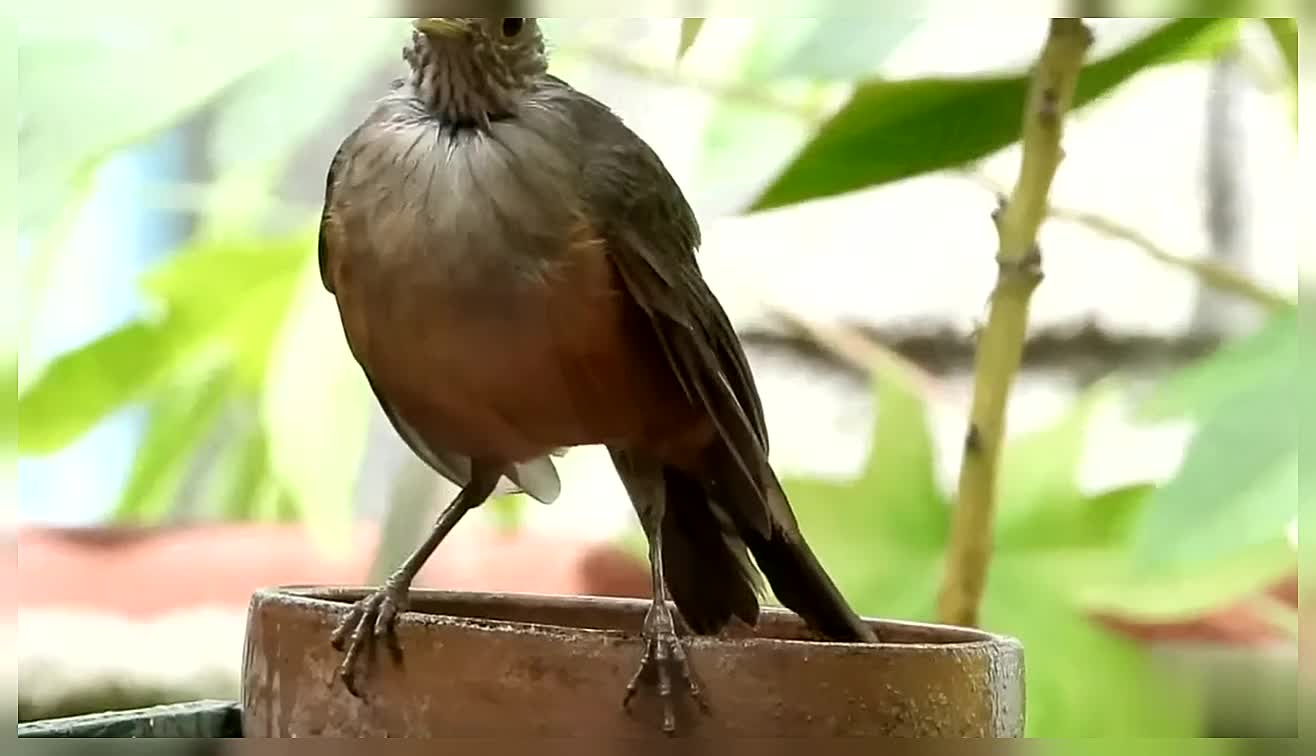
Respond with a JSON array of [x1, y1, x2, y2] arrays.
[[937, 19, 1094, 628], [959, 170, 1295, 313], [764, 306, 944, 400], [1052, 206, 1294, 313]]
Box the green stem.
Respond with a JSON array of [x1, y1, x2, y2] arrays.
[[937, 19, 1094, 628]]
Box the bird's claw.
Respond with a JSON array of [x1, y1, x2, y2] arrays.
[[330, 584, 408, 697], [622, 605, 708, 735]]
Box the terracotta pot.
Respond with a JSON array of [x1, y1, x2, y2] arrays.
[[242, 587, 1024, 738]]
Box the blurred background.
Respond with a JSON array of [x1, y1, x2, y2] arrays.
[[11, 9, 1305, 738]]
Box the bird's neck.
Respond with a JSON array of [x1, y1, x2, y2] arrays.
[[404, 33, 516, 128]]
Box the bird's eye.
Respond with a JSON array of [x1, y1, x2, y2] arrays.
[[501, 18, 525, 38]]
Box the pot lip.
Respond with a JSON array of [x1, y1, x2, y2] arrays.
[[252, 585, 1024, 656]]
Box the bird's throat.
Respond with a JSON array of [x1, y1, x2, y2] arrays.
[[405, 33, 516, 128]]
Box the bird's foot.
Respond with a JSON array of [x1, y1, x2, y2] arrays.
[[329, 580, 409, 697], [622, 602, 709, 735]]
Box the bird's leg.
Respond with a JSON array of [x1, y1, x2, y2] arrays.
[[622, 525, 709, 734], [331, 465, 501, 697]]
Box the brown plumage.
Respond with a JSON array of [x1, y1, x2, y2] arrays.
[[320, 17, 876, 735]]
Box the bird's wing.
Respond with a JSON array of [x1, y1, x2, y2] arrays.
[[317, 141, 352, 295], [317, 130, 561, 505], [559, 84, 779, 538]]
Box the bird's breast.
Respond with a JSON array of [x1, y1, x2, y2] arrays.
[[338, 102, 582, 285], [324, 102, 708, 464]]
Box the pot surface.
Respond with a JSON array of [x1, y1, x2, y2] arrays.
[[242, 587, 1024, 738]]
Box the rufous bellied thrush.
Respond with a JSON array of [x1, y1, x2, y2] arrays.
[[318, 16, 878, 734]]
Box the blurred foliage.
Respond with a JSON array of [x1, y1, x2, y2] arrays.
[[14, 16, 1301, 737], [695, 17, 923, 206], [787, 368, 1197, 736], [752, 18, 1239, 210], [764, 16, 1298, 738], [1132, 309, 1300, 572], [18, 18, 399, 233], [3, 17, 15, 455], [677, 19, 705, 59], [786, 321, 1298, 734], [1259, 17, 1298, 128], [18, 17, 406, 537]]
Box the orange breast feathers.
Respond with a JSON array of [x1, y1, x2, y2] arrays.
[[326, 218, 709, 468]]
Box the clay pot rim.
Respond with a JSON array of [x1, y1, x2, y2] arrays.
[[255, 586, 1023, 656]]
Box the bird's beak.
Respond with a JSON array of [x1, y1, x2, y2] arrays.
[[413, 18, 465, 38]]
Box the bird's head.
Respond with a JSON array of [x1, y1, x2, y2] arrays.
[[406, 17, 548, 126]]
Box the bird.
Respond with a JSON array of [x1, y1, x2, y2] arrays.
[[318, 16, 878, 734]]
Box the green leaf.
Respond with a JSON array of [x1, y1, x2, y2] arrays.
[[718, 18, 922, 84], [1061, 483, 1151, 548], [1034, 738, 1236, 756], [1260, 18, 1298, 130], [144, 231, 311, 387], [17, 322, 191, 454], [692, 23, 822, 202], [142, 231, 308, 314], [784, 362, 947, 618], [1260, 18, 1298, 81], [17, 231, 310, 455], [260, 263, 370, 549], [1132, 310, 1298, 571], [17, 16, 302, 230], [205, 418, 276, 522], [983, 560, 1202, 736], [207, 21, 400, 181], [694, 18, 918, 206], [1133, 379, 1299, 571], [1, 359, 17, 458], [110, 375, 230, 522], [1082, 538, 1296, 622], [17, 182, 96, 384], [677, 19, 705, 59], [1005, 484, 1153, 564], [779, 368, 1207, 736], [995, 383, 1114, 546], [750, 18, 1239, 211], [1140, 308, 1297, 420], [786, 360, 946, 551], [857, 370, 948, 545], [488, 494, 529, 533], [786, 470, 946, 621], [774, 18, 925, 81]]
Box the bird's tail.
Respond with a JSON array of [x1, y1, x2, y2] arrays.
[[740, 488, 878, 644], [659, 467, 761, 635], [618, 447, 876, 644], [714, 446, 878, 644]]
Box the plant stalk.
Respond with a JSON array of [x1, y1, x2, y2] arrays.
[[937, 19, 1094, 628]]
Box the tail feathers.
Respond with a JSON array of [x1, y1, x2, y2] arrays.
[[661, 468, 761, 635], [741, 518, 877, 643], [700, 443, 877, 644], [734, 467, 877, 644]]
